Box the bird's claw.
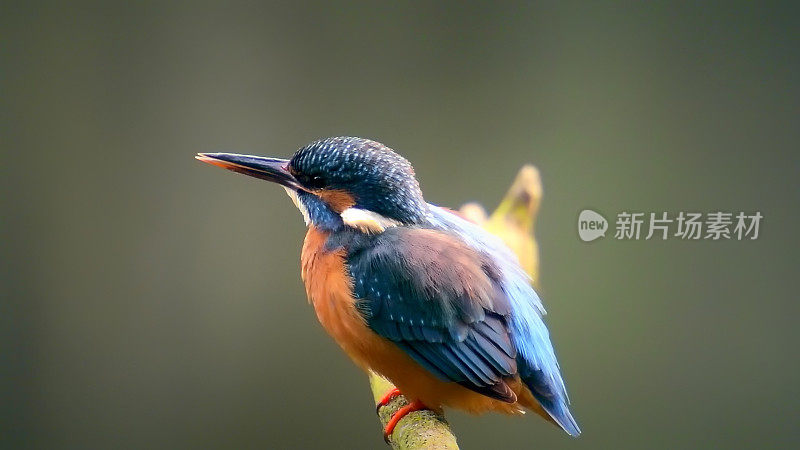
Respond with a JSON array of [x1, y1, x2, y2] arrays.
[[382, 399, 426, 443], [375, 387, 402, 412]]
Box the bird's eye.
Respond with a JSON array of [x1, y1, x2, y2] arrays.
[[306, 175, 326, 189], [294, 172, 326, 189]]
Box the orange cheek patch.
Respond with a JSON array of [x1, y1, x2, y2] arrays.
[[316, 189, 356, 212]]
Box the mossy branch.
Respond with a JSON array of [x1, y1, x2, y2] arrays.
[[370, 165, 544, 448], [369, 372, 458, 449]]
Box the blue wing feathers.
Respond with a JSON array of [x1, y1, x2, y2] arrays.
[[467, 331, 516, 374], [421, 325, 444, 343], [450, 342, 496, 384], [474, 318, 516, 358], [396, 342, 452, 380]]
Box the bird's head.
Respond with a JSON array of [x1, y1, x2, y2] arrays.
[[197, 137, 429, 231]]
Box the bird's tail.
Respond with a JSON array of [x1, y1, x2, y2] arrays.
[[520, 371, 581, 437]]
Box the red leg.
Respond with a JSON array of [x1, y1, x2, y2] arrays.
[[383, 400, 426, 441], [376, 387, 401, 412]]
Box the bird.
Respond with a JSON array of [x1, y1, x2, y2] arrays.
[[196, 136, 580, 440]]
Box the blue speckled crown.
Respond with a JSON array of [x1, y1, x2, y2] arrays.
[[289, 137, 429, 224]]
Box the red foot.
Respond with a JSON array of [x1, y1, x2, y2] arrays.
[[383, 399, 426, 442], [376, 387, 401, 412]]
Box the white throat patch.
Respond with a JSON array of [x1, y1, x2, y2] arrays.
[[283, 187, 311, 225], [340, 207, 400, 234]]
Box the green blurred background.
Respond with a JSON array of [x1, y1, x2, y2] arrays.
[[4, 1, 798, 449]]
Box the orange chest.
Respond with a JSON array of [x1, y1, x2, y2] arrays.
[[300, 227, 371, 357]]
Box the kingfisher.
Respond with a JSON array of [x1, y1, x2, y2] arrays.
[[196, 137, 580, 439]]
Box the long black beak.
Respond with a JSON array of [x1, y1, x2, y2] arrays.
[[196, 153, 302, 191]]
